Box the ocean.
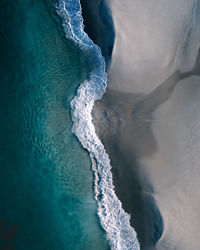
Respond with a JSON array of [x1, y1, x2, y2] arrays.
[[0, 0, 109, 249], [0, 0, 139, 249]]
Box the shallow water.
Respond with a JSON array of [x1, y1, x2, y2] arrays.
[[0, 0, 110, 249]]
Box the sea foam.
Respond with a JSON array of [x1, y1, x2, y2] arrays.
[[56, 0, 140, 249]]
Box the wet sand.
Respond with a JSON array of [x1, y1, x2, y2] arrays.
[[81, 0, 200, 249]]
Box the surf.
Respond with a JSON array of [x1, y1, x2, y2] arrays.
[[56, 0, 140, 249]]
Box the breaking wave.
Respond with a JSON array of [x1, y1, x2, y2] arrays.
[[56, 0, 140, 249]]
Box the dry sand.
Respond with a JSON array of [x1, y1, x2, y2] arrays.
[[107, 0, 200, 94]]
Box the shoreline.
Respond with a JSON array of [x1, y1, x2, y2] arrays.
[[58, 0, 140, 249], [82, 0, 164, 247], [89, 0, 200, 249], [80, 0, 164, 247]]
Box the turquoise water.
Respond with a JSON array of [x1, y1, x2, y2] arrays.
[[0, 0, 109, 249]]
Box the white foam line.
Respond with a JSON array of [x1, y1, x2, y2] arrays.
[[56, 0, 140, 249]]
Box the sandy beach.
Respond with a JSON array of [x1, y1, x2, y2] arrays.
[[91, 0, 200, 249]]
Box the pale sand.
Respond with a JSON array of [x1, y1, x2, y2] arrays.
[[93, 0, 200, 249], [141, 75, 200, 250], [107, 0, 200, 94]]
